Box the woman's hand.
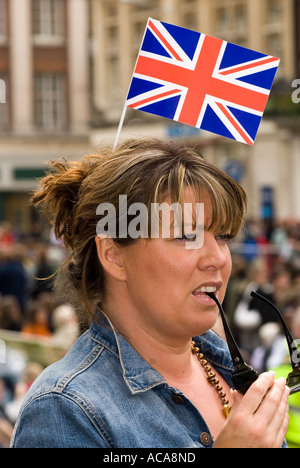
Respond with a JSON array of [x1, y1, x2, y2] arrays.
[[214, 371, 290, 448]]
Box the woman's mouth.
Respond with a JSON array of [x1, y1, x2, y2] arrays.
[[192, 285, 220, 306]]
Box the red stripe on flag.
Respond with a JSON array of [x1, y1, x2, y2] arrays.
[[178, 35, 224, 126], [128, 88, 181, 108], [219, 56, 279, 76], [216, 102, 254, 146], [149, 20, 183, 62]]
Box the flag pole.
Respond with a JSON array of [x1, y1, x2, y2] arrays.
[[113, 104, 127, 150], [113, 19, 151, 150]]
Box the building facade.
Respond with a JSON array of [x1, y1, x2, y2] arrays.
[[0, 0, 299, 232], [0, 0, 90, 233], [90, 0, 300, 221]]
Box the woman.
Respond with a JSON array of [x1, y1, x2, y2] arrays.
[[11, 139, 289, 448]]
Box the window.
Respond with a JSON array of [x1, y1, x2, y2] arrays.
[[133, 21, 146, 52], [266, 33, 282, 59], [214, 2, 247, 46], [234, 4, 247, 32], [263, 0, 283, 72], [183, 14, 197, 30], [107, 25, 119, 55], [216, 7, 231, 34], [266, 0, 282, 24], [103, 0, 117, 18], [108, 58, 121, 107], [178, 0, 198, 30], [32, 0, 65, 40], [34, 73, 67, 130]]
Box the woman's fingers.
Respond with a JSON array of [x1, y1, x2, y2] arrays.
[[253, 376, 287, 423], [273, 385, 290, 447], [217, 372, 290, 448], [239, 371, 277, 415]]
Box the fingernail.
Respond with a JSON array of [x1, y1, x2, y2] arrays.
[[278, 377, 286, 384]]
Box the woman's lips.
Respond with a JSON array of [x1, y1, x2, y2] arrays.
[[192, 284, 221, 306]]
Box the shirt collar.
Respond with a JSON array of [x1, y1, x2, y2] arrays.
[[89, 313, 165, 394], [89, 312, 234, 394]]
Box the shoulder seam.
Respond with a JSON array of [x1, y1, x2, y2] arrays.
[[54, 344, 104, 393]]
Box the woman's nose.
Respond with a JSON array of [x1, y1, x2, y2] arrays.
[[197, 231, 229, 271]]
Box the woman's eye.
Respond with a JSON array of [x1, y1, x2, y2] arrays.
[[174, 233, 232, 244], [215, 234, 232, 244]]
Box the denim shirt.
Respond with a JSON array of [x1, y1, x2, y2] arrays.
[[10, 316, 285, 448]]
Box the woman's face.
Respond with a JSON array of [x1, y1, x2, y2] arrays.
[[117, 189, 233, 342]]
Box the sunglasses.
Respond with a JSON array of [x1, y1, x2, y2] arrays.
[[206, 291, 300, 395]]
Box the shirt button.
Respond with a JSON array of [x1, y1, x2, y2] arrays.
[[200, 432, 212, 446], [172, 394, 184, 405]]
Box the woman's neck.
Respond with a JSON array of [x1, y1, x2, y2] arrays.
[[102, 299, 195, 381]]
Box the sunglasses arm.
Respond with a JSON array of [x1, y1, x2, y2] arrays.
[[250, 291, 300, 394], [206, 292, 259, 394], [250, 291, 300, 370]]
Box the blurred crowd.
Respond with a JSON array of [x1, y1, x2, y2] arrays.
[[224, 218, 300, 448], [1, 217, 300, 447], [0, 221, 79, 447], [225, 218, 300, 357]]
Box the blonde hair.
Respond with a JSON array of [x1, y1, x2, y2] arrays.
[[32, 138, 247, 329]]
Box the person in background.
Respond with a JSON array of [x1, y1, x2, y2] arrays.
[[251, 323, 285, 374], [30, 244, 54, 299], [21, 300, 52, 338], [233, 258, 277, 355], [51, 303, 79, 349], [272, 305, 300, 448], [5, 362, 44, 426], [0, 295, 22, 331], [0, 245, 27, 312]]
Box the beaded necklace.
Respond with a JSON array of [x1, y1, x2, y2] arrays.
[[191, 341, 232, 418]]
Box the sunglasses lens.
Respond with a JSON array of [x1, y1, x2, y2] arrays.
[[287, 370, 300, 395]]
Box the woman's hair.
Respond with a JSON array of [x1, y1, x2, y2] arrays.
[[32, 138, 247, 330]]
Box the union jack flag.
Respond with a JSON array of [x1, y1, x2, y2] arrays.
[[126, 18, 280, 145]]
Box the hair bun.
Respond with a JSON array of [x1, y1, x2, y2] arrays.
[[31, 159, 91, 247]]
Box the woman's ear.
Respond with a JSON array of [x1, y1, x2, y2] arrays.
[[95, 235, 127, 282]]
